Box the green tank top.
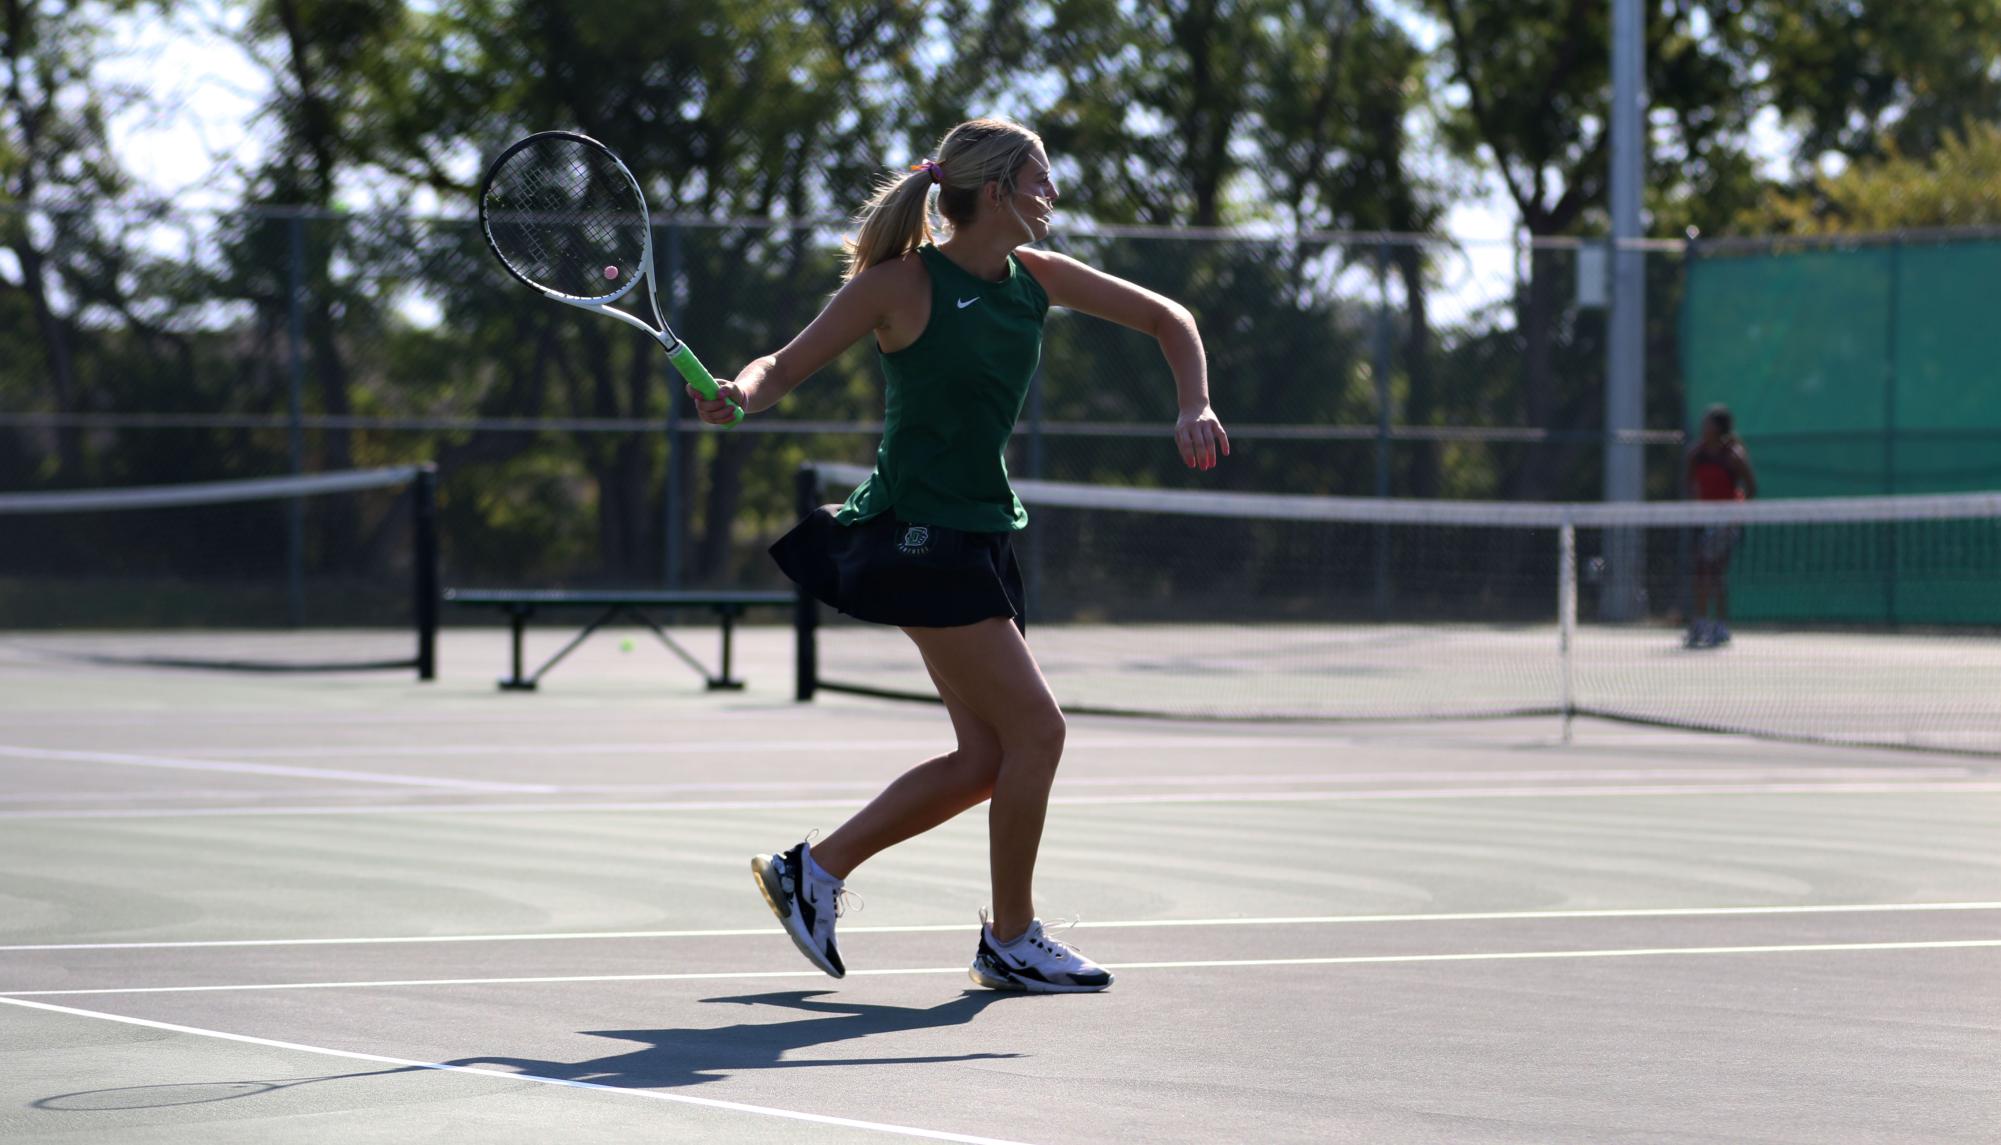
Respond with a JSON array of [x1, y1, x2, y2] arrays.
[[836, 244, 1048, 532]]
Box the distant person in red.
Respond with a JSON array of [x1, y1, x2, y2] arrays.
[[1685, 404, 1757, 648]]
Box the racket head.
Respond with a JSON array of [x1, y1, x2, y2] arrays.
[[478, 131, 651, 304]]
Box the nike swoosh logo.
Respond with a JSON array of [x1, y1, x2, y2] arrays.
[[957, 296, 980, 309]]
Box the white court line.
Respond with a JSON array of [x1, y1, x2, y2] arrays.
[[168, 734, 1422, 758], [0, 788, 430, 805], [6, 901, 1998, 953], [6, 939, 1999, 997], [537, 765, 1986, 792], [0, 745, 560, 794], [6, 779, 2001, 820], [0, 997, 1037, 1145], [6, 766, 1977, 807]]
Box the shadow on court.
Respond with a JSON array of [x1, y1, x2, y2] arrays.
[[453, 989, 1023, 1088], [34, 990, 1023, 1112], [35, 1070, 421, 1111]]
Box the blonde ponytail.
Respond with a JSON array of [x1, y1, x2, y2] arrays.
[[841, 117, 1043, 282], [842, 169, 938, 282]]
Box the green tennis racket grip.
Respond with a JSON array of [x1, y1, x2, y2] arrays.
[[666, 341, 744, 425]]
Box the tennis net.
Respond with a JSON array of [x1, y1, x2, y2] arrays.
[[798, 462, 2001, 755], [0, 465, 438, 676]]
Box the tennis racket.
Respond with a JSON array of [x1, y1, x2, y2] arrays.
[[478, 130, 742, 424]]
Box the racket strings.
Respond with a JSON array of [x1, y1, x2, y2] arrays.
[[484, 140, 646, 299]]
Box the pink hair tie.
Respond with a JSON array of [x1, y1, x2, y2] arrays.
[[908, 159, 943, 184]]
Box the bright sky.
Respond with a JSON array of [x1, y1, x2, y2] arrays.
[[100, 1, 266, 210]]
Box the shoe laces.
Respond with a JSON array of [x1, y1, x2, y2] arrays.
[[996, 914, 1088, 961], [833, 886, 863, 918], [1038, 917, 1090, 960]]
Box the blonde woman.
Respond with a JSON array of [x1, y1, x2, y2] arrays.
[[690, 118, 1228, 993]]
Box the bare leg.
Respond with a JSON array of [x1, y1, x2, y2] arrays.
[[901, 618, 1064, 942], [809, 654, 1003, 880], [1692, 567, 1714, 622]]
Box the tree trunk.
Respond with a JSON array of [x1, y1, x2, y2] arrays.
[[1394, 245, 1438, 499], [695, 434, 752, 583], [15, 241, 83, 479], [304, 281, 359, 556], [1506, 244, 1563, 501]]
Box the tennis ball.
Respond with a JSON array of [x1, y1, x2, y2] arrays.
[[620, 639, 634, 653], [605, 265, 619, 279]]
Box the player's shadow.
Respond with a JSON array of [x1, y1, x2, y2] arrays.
[[446, 989, 1022, 1089]]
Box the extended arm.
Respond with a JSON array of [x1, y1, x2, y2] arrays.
[[688, 261, 906, 424], [1731, 444, 1758, 498], [1017, 248, 1228, 470]]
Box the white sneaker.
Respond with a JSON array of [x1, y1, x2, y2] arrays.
[[969, 912, 1113, 993], [751, 842, 846, 978]]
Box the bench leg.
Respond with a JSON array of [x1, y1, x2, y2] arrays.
[[500, 606, 537, 691], [710, 607, 746, 691], [630, 609, 730, 687], [518, 607, 620, 687]]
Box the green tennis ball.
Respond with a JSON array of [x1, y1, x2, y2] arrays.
[[620, 639, 634, 653]]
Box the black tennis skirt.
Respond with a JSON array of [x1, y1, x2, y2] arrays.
[[770, 505, 1025, 631]]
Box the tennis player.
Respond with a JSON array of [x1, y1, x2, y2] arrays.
[[1685, 404, 1757, 648], [688, 118, 1227, 992]]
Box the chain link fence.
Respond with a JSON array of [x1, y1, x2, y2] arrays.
[[4, 203, 1701, 598]]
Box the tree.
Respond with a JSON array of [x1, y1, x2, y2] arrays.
[[1749, 120, 2001, 233], [0, 0, 164, 483], [339, 0, 952, 582], [1420, 0, 1760, 499], [1254, 2, 1447, 495], [1038, 0, 1270, 227], [1749, 0, 2001, 167], [1024, 2, 1469, 498]]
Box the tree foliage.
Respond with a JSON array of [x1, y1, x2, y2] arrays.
[[1751, 121, 2001, 233], [5, 0, 2001, 589]]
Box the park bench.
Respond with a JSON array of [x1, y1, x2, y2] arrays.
[[443, 588, 795, 691]]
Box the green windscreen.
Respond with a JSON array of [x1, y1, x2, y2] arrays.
[[1683, 239, 2001, 624]]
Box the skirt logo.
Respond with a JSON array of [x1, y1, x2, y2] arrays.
[[897, 525, 932, 556]]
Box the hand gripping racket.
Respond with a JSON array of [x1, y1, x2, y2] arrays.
[[478, 130, 743, 423]]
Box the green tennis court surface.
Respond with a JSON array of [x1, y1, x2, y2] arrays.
[[3, 628, 1997, 1143]]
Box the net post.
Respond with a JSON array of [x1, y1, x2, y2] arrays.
[[1558, 517, 1577, 743], [286, 212, 307, 628], [794, 463, 819, 702], [414, 463, 440, 681]]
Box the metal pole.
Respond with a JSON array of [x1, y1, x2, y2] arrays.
[[1883, 240, 1901, 624], [1603, 0, 1647, 620], [794, 464, 819, 702], [413, 463, 439, 681], [1373, 240, 1393, 498], [662, 223, 684, 588], [285, 214, 307, 628], [1026, 363, 1045, 622], [1028, 365, 1045, 481], [1372, 240, 1394, 617], [1558, 519, 1577, 744]]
